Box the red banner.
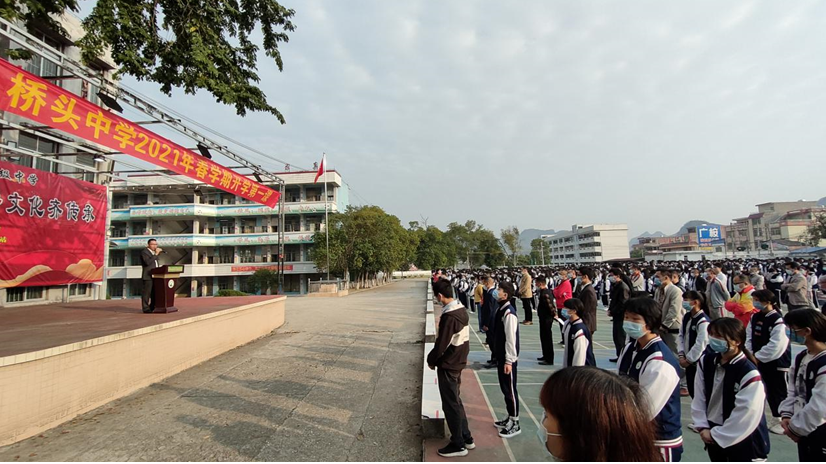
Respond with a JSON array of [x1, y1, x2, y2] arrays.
[[0, 58, 279, 208], [0, 160, 107, 288]]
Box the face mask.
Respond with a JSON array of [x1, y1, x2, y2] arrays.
[[682, 301, 692, 311], [786, 328, 806, 344], [786, 269, 794, 275], [623, 321, 646, 339], [737, 283, 746, 291], [753, 301, 766, 311], [491, 289, 499, 300], [708, 336, 729, 353], [537, 412, 562, 460], [653, 277, 661, 287], [560, 308, 569, 318]]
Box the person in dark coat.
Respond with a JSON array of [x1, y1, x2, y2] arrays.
[[577, 267, 598, 334], [140, 238, 162, 313], [608, 267, 631, 361]]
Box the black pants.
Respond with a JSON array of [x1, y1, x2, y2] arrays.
[[686, 364, 697, 398], [521, 298, 533, 322], [611, 312, 626, 356], [758, 364, 787, 417], [798, 426, 826, 461], [706, 436, 766, 461], [497, 361, 519, 419], [437, 368, 472, 447], [141, 279, 155, 313], [538, 315, 554, 363]]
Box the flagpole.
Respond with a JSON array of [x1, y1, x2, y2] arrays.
[[323, 153, 330, 281]]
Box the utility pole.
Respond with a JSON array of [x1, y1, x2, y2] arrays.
[[540, 241, 545, 266]]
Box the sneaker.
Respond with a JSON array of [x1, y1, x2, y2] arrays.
[[558, 340, 565, 346], [767, 417, 784, 435], [538, 361, 553, 366], [437, 443, 468, 458], [687, 423, 699, 433], [522, 321, 533, 325], [499, 420, 521, 438], [464, 438, 475, 450], [680, 387, 690, 397], [493, 417, 510, 429], [483, 361, 497, 369]]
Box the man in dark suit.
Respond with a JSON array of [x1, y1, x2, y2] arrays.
[[577, 267, 598, 334], [141, 238, 162, 313]]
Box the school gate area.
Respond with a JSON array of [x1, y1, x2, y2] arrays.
[[424, 295, 803, 462]]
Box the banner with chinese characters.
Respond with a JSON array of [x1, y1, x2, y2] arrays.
[[0, 160, 107, 288], [0, 58, 279, 208]]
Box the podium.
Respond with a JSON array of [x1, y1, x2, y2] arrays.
[[151, 265, 184, 313]]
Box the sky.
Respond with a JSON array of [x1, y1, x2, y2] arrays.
[[81, 0, 826, 239]]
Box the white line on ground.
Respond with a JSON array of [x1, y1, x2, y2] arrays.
[[473, 370, 516, 462]]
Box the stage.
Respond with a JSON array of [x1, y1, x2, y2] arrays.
[[0, 295, 287, 446]]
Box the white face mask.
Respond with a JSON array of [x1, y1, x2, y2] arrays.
[[537, 412, 563, 459]]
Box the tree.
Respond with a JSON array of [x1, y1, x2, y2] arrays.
[[630, 249, 645, 259], [2, 0, 297, 121], [245, 268, 280, 294], [500, 226, 521, 266], [444, 220, 483, 268], [310, 206, 415, 288], [803, 212, 826, 247], [477, 229, 506, 268], [530, 238, 549, 265], [413, 226, 456, 271]]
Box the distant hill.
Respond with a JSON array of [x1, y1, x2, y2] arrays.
[[819, 196, 826, 207], [519, 229, 556, 252], [629, 231, 666, 245], [629, 219, 717, 245]]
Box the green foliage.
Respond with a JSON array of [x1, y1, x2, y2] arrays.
[[217, 289, 248, 296], [73, 0, 296, 121], [529, 238, 549, 265], [310, 206, 415, 281], [412, 225, 456, 270], [500, 226, 521, 265], [245, 268, 279, 294], [803, 213, 826, 247], [0, 1, 79, 39], [630, 249, 645, 259]]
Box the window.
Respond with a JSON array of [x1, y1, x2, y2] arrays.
[[26, 287, 44, 299], [16, 133, 59, 171], [6, 287, 24, 302], [69, 284, 89, 296], [109, 280, 124, 298], [218, 277, 232, 290]]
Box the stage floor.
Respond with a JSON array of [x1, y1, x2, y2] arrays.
[[0, 296, 280, 358]]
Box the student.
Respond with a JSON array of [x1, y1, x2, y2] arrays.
[[779, 308, 826, 461], [724, 273, 757, 328], [691, 318, 771, 461], [538, 367, 661, 461], [678, 291, 710, 404], [618, 297, 683, 461], [427, 279, 473, 457], [561, 298, 596, 367], [482, 277, 500, 369], [535, 276, 556, 365], [746, 289, 791, 435], [492, 281, 521, 438]]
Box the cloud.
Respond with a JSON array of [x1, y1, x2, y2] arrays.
[[115, 0, 826, 239]]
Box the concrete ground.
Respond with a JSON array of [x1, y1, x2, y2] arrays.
[[426, 299, 803, 462], [0, 280, 426, 462]]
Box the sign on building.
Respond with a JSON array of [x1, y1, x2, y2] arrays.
[[698, 225, 724, 246]]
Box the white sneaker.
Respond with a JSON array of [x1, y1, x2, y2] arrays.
[[687, 423, 699, 433], [767, 416, 784, 435]]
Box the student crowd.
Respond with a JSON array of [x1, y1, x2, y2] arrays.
[[426, 258, 826, 461]]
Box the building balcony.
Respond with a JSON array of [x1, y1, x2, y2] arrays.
[[108, 201, 339, 222], [108, 230, 316, 249], [104, 261, 319, 280]]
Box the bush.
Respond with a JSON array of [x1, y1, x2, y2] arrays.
[[216, 289, 248, 297]]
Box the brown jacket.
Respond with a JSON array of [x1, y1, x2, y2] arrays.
[[519, 272, 533, 298]]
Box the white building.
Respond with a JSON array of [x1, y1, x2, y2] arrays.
[[542, 224, 630, 264], [105, 170, 348, 297], [0, 13, 117, 307]]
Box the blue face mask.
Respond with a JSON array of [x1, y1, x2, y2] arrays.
[[682, 301, 692, 311], [623, 321, 646, 339], [653, 277, 661, 287], [787, 328, 806, 344], [708, 336, 729, 353], [491, 289, 499, 300], [753, 301, 766, 311], [560, 308, 569, 319]]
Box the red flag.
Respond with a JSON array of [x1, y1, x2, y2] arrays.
[[314, 153, 326, 183]]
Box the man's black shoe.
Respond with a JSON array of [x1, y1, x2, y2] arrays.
[[609, 358, 618, 363], [437, 443, 468, 458], [537, 357, 545, 361], [538, 360, 553, 366]]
